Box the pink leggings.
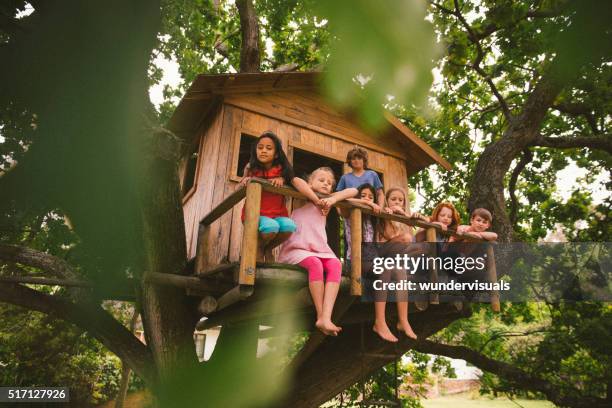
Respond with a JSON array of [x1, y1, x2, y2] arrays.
[[298, 256, 342, 283]]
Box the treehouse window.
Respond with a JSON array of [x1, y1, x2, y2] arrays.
[[237, 133, 258, 177], [182, 141, 199, 197], [292, 148, 344, 257]]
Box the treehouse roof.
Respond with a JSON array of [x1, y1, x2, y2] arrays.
[[168, 71, 451, 174]]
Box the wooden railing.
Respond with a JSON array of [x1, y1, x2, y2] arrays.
[[195, 179, 500, 312]]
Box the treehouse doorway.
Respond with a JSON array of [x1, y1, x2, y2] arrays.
[[291, 148, 344, 258]]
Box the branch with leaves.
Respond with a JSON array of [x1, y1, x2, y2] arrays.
[[411, 339, 608, 408]]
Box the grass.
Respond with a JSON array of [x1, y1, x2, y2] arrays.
[[420, 392, 555, 408]]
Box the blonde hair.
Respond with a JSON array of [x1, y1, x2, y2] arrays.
[[430, 201, 461, 229], [378, 187, 410, 241], [308, 167, 336, 188], [385, 187, 408, 212]]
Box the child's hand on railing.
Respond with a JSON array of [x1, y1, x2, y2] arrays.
[[384, 206, 395, 214], [239, 176, 252, 186], [319, 196, 336, 208], [369, 203, 383, 214], [432, 221, 447, 231], [269, 177, 285, 187], [410, 212, 427, 221]]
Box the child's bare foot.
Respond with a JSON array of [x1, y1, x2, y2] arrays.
[[397, 320, 417, 340], [373, 321, 398, 342], [316, 319, 341, 336]]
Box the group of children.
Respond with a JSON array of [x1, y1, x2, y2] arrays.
[[240, 131, 497, 342]]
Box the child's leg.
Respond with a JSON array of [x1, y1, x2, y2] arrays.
[[298, 256, 324, 321], [258, 216, 280, 243], [320, 258, 343, 332], [396, 301, 417, 339], [372, 268, 398, 342], [298, 256, 340, 336], [393, 264, 417, 339], [263, 217, 296, 261], [258, 217, 279, 261]]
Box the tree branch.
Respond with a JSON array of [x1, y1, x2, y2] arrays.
[[411, 339, 607, 408], [0, 244, 79, 280], [444, 0, 513, 121], [235, 0, 260, 72], [532, 133, 612, 154], [0, 282, 156, 386], [553, 102, 600, 134]]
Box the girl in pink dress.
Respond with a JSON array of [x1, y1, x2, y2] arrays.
[[279, 167, 358, 336]]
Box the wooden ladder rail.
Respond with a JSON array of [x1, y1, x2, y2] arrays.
[[194, 181, 261, 310]]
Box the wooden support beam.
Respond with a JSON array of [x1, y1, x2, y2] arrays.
[[216, 284, 255, 311], [239, 182, 262, 286], [197, 262, 235, 278], [145, 272, 231, 295], [486, 245, 501, 312], [198, 287, 313, 330], [350, 209, 362, 296], [426, 228, 439, 305], [289, 295, 355, 370]]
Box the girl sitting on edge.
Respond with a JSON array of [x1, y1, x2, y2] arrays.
[[374, 187, 426, 342], [279, 167, 358, 336], [240, 131, 321, 261]]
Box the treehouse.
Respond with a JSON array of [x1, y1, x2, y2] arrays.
[[161, 71, 499, 406]]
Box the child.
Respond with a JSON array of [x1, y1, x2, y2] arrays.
[[337, 146, 385, 208], [379, 187, 427, 243], [338, 183, 382, 259], [416, 201, 461, 242], [453, 208, 498, 242], [278, 167, 358, 336], [374, 187, 425, 341], [240, 131, 321, 261]]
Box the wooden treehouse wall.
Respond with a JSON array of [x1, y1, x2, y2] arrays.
[[181, 91, 411, 262]]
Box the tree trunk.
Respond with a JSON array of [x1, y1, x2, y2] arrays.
[[236, 0, 261, 72], [140, 131, 199, 381]]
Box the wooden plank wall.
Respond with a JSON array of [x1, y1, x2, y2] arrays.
[[182, 98, 411, 262]]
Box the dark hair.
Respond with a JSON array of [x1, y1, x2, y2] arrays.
[[248, 131, 295, 183], [357, 183, 378, 239], [346, 146, 369, 169], [470, 207, 492, 223]]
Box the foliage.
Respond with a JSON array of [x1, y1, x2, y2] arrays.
[[0, 0, 610, 407], [0, 304, 128, 405]]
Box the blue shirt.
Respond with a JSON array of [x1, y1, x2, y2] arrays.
[[336, 170, 383, 192]]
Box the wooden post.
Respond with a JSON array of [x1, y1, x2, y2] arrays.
[[426, 227, 439, 304], [486, 244, 501, 312], [239, 182, 261, 286], [350, 208, 362, 296], [195, 223, 211, 275]]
